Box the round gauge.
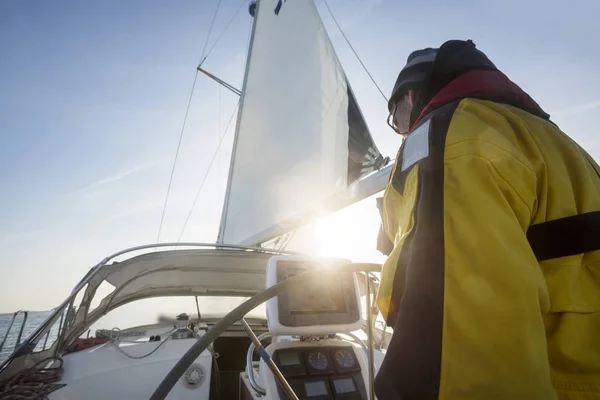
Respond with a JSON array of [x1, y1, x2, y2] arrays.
[[307, 350, 329, 370], [334, 348, 356, 369]]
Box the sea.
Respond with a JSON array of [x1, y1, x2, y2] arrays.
[[0, 311, 55, 364]]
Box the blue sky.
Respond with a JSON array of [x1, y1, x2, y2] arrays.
[[1, 0, 599, 311]]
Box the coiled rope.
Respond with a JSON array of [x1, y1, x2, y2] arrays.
[[0, 356, 64, 400]]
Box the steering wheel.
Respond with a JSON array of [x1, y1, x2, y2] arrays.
[[149, 263, 380, 400]]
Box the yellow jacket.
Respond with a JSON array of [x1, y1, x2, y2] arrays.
[[375, 41, 600, 400]]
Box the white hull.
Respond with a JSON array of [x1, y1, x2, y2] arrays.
[[51, 337, 212, 400]]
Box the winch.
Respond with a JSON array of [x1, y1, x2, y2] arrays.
[[171, 313, 194, 340]]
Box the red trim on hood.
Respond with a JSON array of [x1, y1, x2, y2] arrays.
[[411, 70, 547, 130]]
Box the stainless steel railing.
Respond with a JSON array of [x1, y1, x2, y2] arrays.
[[0, 311, 29, 355]]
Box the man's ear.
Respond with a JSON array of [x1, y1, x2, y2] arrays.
[[406, 89, 417, 107]]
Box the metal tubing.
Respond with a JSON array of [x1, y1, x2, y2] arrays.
[[55, 309, 65, 354], [7, 244, 289, 355], [195, 296, 202, 322], [245, 332, 271, 395], [42, 331, 50, 351], [0, 242, 302, 376], [365, 274, 376, 400], [197, 67, 242, 96], [15, 311, 28, 348], [240, 319, 298, 400], [0, 312, 18, 354]]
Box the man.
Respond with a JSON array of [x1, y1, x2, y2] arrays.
[[375, 39, 600, 399]]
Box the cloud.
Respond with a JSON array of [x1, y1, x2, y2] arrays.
[[550, 100, 600, 118], [75, 162, 157, 194]]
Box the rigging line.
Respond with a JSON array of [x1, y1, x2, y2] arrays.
[[321, 0, 389, 103], [177, 101, 240, 242], [218, 84, 221, 176], [202, 0, 250, 65], [198, 0, 225, 67], [155, 70, 200, 246], [216, 86, 223, 175], [155, 0, 226, 245]]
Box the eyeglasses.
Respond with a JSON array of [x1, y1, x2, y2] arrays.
[[387, 103, 399, 134]]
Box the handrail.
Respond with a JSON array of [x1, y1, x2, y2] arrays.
[[14, 312, 28, 350], [104, 242, 292, 266], [245, 332, 271, 395], [0, 313, 18, 354], [0, 311, 29, 356], [0, 243, 291, 374], [30, 243, 287, 343]]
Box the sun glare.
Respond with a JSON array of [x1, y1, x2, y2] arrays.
[[289, 195, 387, 264]]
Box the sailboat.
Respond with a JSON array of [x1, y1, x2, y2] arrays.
[[0, 0, 394, 398]]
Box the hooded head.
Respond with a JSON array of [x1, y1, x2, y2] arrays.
[[387, 47, 438, 135], [387, 40, 499, 135], [388, 47, 438, 112]]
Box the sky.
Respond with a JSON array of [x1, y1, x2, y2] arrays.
[[1, 0, 599, 312]]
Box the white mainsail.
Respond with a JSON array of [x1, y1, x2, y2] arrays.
[[218, 0, 388, 245]]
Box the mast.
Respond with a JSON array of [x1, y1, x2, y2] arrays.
[[217, 0, 260, 244]]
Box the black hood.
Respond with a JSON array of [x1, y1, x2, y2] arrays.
[[409, 40, 498, 125]]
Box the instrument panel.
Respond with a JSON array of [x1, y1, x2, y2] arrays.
[[266, 256, 362, 336], [273, 346, 366, 400]]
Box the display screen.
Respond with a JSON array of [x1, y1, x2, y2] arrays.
[[333, 377, 357, 394], [278, 351, 301, 366], [287, 268, 346, 313], [305, 380, 329, 397]]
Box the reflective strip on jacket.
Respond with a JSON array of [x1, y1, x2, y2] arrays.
[[375, 88, 600, 398]]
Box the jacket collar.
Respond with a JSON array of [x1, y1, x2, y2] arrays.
[[408, 40, 549, 131]]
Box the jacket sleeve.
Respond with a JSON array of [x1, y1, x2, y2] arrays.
[[375, 104, 556, 399], [376, 197, 394, 256]]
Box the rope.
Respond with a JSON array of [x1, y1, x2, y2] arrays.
[[0, 356, 64, 400], [177, 101, 240, 242], [321, 0, 388, 103]]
